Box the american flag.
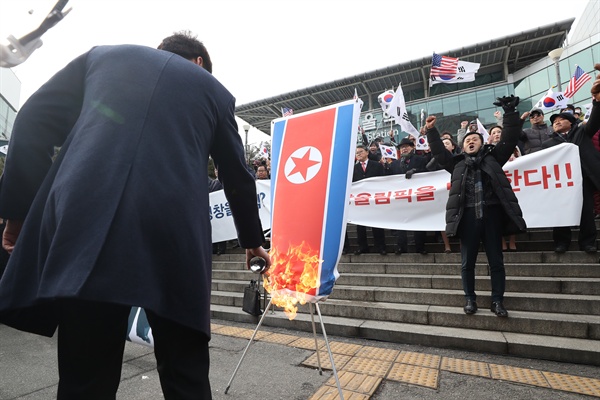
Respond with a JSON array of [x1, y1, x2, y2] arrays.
[[281, 107, 293, 117], [431, 53, 459, 77], [564, 66, 592, 99]]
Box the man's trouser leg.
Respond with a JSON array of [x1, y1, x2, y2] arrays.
[[146, 310, 212, 400], [57, 300, 130, 400], [459, 208, 480, 301], [481, 205, 506, 303]]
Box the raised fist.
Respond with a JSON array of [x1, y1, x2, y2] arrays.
[[425, 116, 436, 129]]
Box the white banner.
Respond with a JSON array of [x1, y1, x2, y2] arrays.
[[209, 144, 582, 240], [209, 180, 271, 243]]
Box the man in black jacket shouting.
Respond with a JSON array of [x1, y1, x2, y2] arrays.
[[426, 96, 526, 317]]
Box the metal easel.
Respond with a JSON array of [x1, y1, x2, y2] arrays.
[[224, 298, 345, 399]]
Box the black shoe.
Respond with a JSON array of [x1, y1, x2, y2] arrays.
[[419, 250, 428, 255], [342, 249, 347, 255], [554, 244, 567, 253], [395, 248, 406, 255], [491, 301, 508, 317], [354, 248, 368, 255], [379, 249, 387, 255], [464, 300, 478, 315], [583, 245, 597, 254]]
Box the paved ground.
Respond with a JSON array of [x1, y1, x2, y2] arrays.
[[1, 317, 599, 399]]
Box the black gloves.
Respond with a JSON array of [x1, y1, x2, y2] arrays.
[[405, 169, 416, 179], [493, 95, 520, 113]]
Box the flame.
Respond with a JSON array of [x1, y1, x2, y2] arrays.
[[263, 242, 322, 320]]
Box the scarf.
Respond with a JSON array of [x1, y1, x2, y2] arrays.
[[464, 151, 485, 219]]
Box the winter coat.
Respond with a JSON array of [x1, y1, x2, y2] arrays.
[[541, 100, 600, 190], [0, 45, 264, 338], [427, 111, 527, 237], [520, 123, 552, 154]]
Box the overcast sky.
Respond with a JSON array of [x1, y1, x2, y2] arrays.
[[0, 0, 590, 142]]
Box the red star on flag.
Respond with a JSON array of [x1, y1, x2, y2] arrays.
[[288, 148, 320, 180]]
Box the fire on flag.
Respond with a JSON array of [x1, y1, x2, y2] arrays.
[[266, 100, 360, 319]]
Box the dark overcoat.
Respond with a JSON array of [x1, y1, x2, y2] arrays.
[[353, 159, 384, 182], [541, 100, 600, 190], [427, 111, 527, 237], [0, 45, 264, 338]]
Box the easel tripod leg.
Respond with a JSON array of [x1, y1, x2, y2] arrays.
[[308, 302, 323, 375], [224, 297, 273, 394], [315, 303, 344, 400]]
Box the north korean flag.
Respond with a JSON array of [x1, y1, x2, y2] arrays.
[[270, 100, 360, 299]]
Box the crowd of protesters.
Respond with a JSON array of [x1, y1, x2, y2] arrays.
[[349, 87, 600, 256]]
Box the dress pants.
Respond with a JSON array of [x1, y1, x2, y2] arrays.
[[553, 177, 598, 249], [458, 205, 506, 303], [56, 300, 212, 400], [396, 230, 426, 253], [356, 225, 386, 252]]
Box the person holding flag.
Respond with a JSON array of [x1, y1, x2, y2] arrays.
[[541, 64, 600, 254], [426, 95, 527, 318], [384, 138, 428, 255]]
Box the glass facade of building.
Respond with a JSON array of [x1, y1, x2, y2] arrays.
[[0, 68, 21, 141], [359, 38, 599, 145]]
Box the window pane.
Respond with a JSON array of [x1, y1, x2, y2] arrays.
[[476, 88, 495, 110], [529, 69, 550, 96], [427, 99, 443, 115], [458, 92, 477, 113], [443, 95, 459, 116]]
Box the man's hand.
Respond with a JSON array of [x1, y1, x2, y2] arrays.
[[520, 111, 529, 120], [426, 116, 437, 129], [246, 246, 271, 273], [405, 169, 416, 179], [460, 121, 468, 129], [3, 219, 24, 254]]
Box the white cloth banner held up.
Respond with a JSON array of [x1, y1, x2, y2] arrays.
[[209, 180, 271, 243], [209, 144, 582, 240]]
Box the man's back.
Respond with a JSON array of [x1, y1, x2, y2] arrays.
[[0, 44, 262, 338]]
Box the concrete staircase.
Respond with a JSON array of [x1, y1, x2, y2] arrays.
[[209, 225, 600, 366]]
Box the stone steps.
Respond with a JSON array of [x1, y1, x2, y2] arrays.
[[209, 304, 600, 366], [211, 290, 600, 339], [212, 279, 600, 315], [213, 272, 600, 295], [210, 247, 600, 366]]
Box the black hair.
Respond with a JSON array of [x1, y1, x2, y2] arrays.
[[158, 30, 213, 73]]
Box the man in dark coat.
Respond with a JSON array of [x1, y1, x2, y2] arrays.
[[352, 145, 387, 255], [426, 96, 526, 318], [0, 32, 270, 399], [519, 108, 552, 154], [541, 72, 600, 253], [384, 137, 428, 254]]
